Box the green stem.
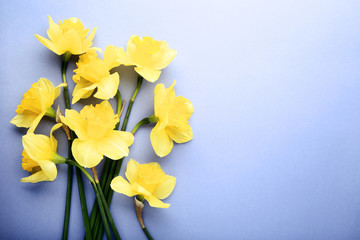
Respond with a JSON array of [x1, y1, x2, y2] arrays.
[[121, 75, 143, 131], [64, 160, 92, 240], [61, 52, 74, 240], [61, 52, 92, 240], [62, 136, 73, 240], [131, 115, 158, 135], [142, 228, 154, 240], [62, 52, 72, 109], [91, 182, 112, 240], [96, 182, 121, 240], [65, 160, 112, 240]]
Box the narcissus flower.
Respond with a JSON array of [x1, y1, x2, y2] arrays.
[[21, 123, 65, 183], [151, 81, 194, 157], [116, 35, 177, 82], [111, 159, 176, 208], [60, 101, 134, 168], [72, 46, 121, 103], [35, 16, 97, 55], [10, 78, 65, 133]]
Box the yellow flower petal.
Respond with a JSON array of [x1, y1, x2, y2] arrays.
[[37, 160, 57, 181], [166, 125, 193, 143], [110, 176, 138, 197], [97, 130, 134, 160], [72, 79, 97, 103], [152, 48, 177, 70], [10, 111, 38, 128], [57, 29, 82, 55], [150, 123, 173, 157], [125, 159, 140, 184], [145, 194, 170, 208], [35, 34, 59, 54], [23, 132, 54, 161], [46, 16, 62, 41], [154, 81, 176, 116], [93, 72, 119, 100], [115, 47, 134, 66], [28, 113, 45, 133], [134, 66, 161, 83], [60, 110, 87, 139], [72, 139, 103, 168], [152, 175, 176, 199], [104, 45, 122, 70], [21, 171, 50, 183], [50, 123, 63, 151]]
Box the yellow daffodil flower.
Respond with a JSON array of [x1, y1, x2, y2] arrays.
[[10, 78, 66, 133], [21, 123, 65, 183], [116, 35, 177, 83], [111, 159, 176, 208], [35, 16, 97, 55], [150, 81, 194, 157], [60, 101, 134, 168], [72, 45, 121, 103]]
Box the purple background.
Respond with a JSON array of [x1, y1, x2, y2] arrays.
[[1, 0, 360, 239]]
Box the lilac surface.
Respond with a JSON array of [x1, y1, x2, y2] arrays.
[[1, 0, 360, 239]]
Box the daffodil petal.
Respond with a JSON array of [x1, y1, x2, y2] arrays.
[[150, 123, 173, 157], [152, 175, 176, 199], [110, 176, 138, 197], [152, 48, 177, 70], [72, 80, 97, 104], [37, 78, 57, 111], [104, 45, 122, 70], [154, 81, 176, 115], [94, 72, 119, 100], [72, 139, 103, 168], [10, 111, 38, 128], [145, 194, 170, 208], [82, 27, 97, 52], [166, 125, 193, 143], [28, 113, 45, 133], [60, 110, 87, 139], [22, 132, 53, 160], [37, 160, 57, 181], [116, 47, 134, 66], [50, 123, 63, 151], [97, 130, 133, 160], [135, 66, 161, 83], [21, 171, 50, 183], [35, 34, 60, 55], [125, 159, 139, 184], [58, 29, 82, 55]]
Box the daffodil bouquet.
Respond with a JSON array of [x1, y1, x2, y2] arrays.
[[11, 16, 193, 240]]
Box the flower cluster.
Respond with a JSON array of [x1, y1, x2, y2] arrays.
[[12, 16, 193, 240]]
